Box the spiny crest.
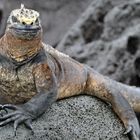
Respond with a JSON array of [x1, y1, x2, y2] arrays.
[[11, 4, 39, 24], [21, 4, 24, 9]]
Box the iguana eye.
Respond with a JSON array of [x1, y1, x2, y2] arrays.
[[12, 16, 19, 23]]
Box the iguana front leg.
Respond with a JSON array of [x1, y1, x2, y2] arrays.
[[0, 64, 57, 135]]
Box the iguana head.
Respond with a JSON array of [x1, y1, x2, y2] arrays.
[[6, 4, 42, 40], [3, 5, 43, 62]]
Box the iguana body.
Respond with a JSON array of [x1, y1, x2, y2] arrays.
[[0, 4, 139, 140]]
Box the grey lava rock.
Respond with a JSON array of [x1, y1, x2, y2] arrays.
[[57, 0, 140, 86], [0, 96, 128, 140]]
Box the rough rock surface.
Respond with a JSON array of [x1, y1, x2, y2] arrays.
[[57, 0, 140, 86], [0, 96, 128, 140], [0, 0, 93, 46]]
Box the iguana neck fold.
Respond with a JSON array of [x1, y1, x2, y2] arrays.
[[3, 31, 42, 62]]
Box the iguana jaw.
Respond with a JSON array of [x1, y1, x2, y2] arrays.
[[4, 30, 42, 63]]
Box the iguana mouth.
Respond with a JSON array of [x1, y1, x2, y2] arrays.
[[10, 26, 41, 33], [9, 25, 41, 40]]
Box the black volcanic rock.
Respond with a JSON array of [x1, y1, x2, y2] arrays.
[[0, 96, 128, 140]]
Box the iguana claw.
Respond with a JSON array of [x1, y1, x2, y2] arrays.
[[124, 118, 140, 140], [0, 104, 34, 136]]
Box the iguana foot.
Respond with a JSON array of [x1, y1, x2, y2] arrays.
[[0, 104, 34, 136], [124, 118, 140, 140]]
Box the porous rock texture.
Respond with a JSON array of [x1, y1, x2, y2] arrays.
[[57, 0, 140, 87], [0, 97, 128, 140], [0, 0, 138, 139]]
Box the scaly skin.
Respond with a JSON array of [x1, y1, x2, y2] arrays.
[[0, 4, 139, 140]]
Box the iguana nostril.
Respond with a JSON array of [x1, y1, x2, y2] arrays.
[[22, 21, 26, 25], [30, 22, 33, 25]]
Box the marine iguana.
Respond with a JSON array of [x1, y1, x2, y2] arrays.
[[0, 4, 139, 140]]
